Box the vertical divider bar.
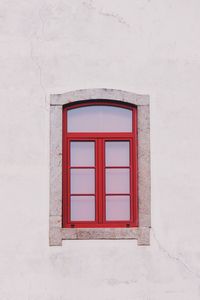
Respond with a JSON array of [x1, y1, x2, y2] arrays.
[[133, 107, 138, 226], [102, 139, 105, 224], [129, 138, 133, 224], [62, 108, 67, 227], [67, 139, 71, 225], [97, 139, 104, 224], [62, 108, 65, 227], [95, 139, 99, 224]]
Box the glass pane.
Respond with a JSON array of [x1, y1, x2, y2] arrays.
[[67, 106, 132, 132], [70, 141, 94, 166], [106, 169, 130, 193], [106, 141, 129, 166], [71, 196, 95, 221], [106, 196, 130, 221], [71, 169, 95, 194]]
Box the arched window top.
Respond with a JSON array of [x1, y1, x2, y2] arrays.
[[65, 101, 135, 133]]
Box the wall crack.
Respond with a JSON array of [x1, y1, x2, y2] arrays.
[[30, 40, 47, 109], [82, 0, 130, 28], [152, 228, 200, 281]]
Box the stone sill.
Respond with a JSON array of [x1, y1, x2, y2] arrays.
[[49, 226, 150, 246]]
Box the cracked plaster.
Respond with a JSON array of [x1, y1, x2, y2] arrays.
[[82, 1, 130, 28], [151, 229, 200, 281]]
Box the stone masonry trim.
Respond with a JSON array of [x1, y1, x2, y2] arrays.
[[50, 89, 150, 246]]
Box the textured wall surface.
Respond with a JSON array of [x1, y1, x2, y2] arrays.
[[1, 1, 200, 299]]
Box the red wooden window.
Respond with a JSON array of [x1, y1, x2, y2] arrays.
[[62, 101, 138, 228]]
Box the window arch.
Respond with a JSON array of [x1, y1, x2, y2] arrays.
[[50, 89, 150, 246]]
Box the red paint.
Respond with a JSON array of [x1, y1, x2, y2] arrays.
[[62, 101, 138, 228]]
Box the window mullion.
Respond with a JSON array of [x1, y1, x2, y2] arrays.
[[97, 139, 104, 224]]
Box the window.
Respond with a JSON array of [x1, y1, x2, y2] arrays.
[[50, 89, 150, 246], [62, 103, 137, 228]]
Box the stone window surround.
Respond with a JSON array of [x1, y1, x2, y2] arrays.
[[50, 89, 150, 246]]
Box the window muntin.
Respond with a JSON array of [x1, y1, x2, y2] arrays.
[[63, 102, 137, 228]]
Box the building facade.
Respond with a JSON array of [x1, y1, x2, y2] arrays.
[[1, 1, 200, 299]]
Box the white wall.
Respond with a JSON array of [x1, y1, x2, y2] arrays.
[[1, 0, 200, 299]]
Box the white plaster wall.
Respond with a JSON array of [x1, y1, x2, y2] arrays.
[[1, 0, 200, 299]]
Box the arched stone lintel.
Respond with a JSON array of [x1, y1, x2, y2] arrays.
[[50, 88, 149, 106]]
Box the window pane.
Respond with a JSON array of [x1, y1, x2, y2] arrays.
[[71, 196, 95, 221], [67, 106, 132, 132], [106, 141, 130, 166], [106, 196, 130, 221], [106, 169, 130, 193], [71, 169, 95, 194], [70, 141, 94, 166]]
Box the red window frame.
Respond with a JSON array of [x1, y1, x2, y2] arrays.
[[62, 101, 138, 228]]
